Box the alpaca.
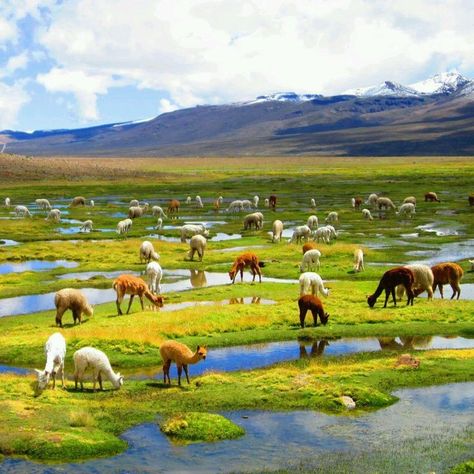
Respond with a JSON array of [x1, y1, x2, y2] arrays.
[[298, 294, 330, 328], [367, 267, 415, 308], [160, 340, 207, 385], [272, 219, 283, 242], [353, 197, 363, 210], [35, 332, 66, 390], [229, 252, 264, 283], [353, 248, 364, 272], [269, 195, 277, 210], [302, 242, 318, 254], [424, 192, 440, 202], [469, 195, 474, 206], [167, 199, 180, 217], [431, 262, 464, 299], [396, 264, 434, 300], [113, 275, 164, 315], [299, 272, 329, 297], [70, 196, 86, 206], [54, 289, 93, 327]]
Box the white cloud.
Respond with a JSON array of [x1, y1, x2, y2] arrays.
[[158, 98, 179, 114], [0, 81, 30, 129], [34, 0, 474, 119], [1, 52, 30, 78]]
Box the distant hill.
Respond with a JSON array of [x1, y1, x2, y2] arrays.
[[2, 72, 474, 156]]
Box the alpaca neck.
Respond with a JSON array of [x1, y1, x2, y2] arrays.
[[145, 290, 157, 303], [183, 352, 201, 365], [372, 281, 385, 299]]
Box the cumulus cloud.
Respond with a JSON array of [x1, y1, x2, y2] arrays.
[[0, 81, 30, 129], [33, 0, 474, 120]]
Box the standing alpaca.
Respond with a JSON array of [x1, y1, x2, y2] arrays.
[[160, 340, 207, 386], [298, 295, 329, 328], [302, 242, 318, 254], [300, 249, 321, 272], [188, 234, 207, 261], [146, 261, 163, 294], [396, 264, 434, 300], [299, 272, 329, 297], [113, 274, 164, 315], [35, 332, 66, 390], [367, 267, 415, 308], [229, 252, 264, 283], [214, 196, 223, 210], [54, 289, 93, 327], [139, 240, 160, 263], [269, 195, 277, 210], [70, 196, 86, 207], [167, 199, 180, 217], [431, 262, 464, 299]]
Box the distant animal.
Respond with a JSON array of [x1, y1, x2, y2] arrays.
[[243, 212, 263, 230], [155, 217, 163, 230], [298, 294, 329, 328], [366, 193, 379, 208], [307, 215, 318, 230], [180, 223, 209, 242], [272, 219, 283, 242], [116, 218, 132, 236], [188, 234, 207, 261], [35, 332, 66, 390], [302, 242, 318, 254], [113, 274, 164, 315], [469, 195, 474, 206], [227, 200, 244, 212], [425, 192, 440, 202], [253, 195, 259, 208], [4, 197, 10, 207], [353, 248, 364, 272], [431, 262, 464, 299], [325, 211, 338, 224], [300, 249, 321, 272], [403, 196, 417, 205], [367, 267, 414, 308], [361, 208, 374, 220], [214, 196, 223, 210], [139, 240, 160, 263], [186, 196, 192, 204], [54, 288, 93, 327], [71, 196, 86, 206], [242, 199, 253, 210], [195, 195, 203, 208], [145, 261, 163, 294], [377, 197, 396, 211], [310, 198, 316, 209], [269, 195, 277, 210], [160, 340, 207, 386], [469, 259, 474, 272], [45, 208, 61, 222], [35, 198, 51, 211], [167, 199, 180, 217], [264, 198, 269, 207], [73, 347, 123, 391], [14, 205, 31, 218], [90, 199, 94, 207], [299, 272, 329, 297], [396, 203, 416, 218], [290, 225, 311, 243], [229, 252, 264, 284], [151, 205, 167, 218], [353, 197, 363, 210], [128, 203, 149, 219], [129, 199, 139, 207]]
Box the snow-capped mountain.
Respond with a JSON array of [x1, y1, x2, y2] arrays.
[[242, 91, 322, 105], [409, 72, 470, 95], [345, 81, 419, 97]]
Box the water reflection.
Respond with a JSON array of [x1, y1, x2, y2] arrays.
[[299, 340, 329, 358]]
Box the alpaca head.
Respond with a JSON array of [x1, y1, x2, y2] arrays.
[[196, 345, 207, 361], [113, 373, 124, 389], [35, 369, 51, 390], [228, 269, 237, 281], [320, 313, 330, 325], [367, 294, 376, 308]]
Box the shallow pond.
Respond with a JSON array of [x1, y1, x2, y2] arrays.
[[416, 222, 463, 236], [407, 238, 474, 265], [0, 239, 19, 246], [0, 269, 297, 317], [0, 260, 78, 275], [56, 270, 140, 280], [3, 382, 473, 473]]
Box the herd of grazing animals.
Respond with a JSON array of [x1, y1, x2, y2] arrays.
[[2, 191, 469, 392]]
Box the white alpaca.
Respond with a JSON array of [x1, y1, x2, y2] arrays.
[[299, 272, 329, 297], [188, 234, 207, 261], [155, 217, 163, 230], [290, 225, 311, 243], [325, 211, 338, 224], [90, 199, 95, 207], [139, 241, 160, 263], [80, 219, 93, 232], [396, 264, 434, 300], [353, 248, 364, 272], [186, 196, 192, 204], [242, 199, 252, 210], [310, 198, 316, 209], [227, 200, 244, 213], [264, 198, 269, 207], [45, 208, 61, 222], [366, 193, 379, 208], [129, 199, 139, 207], [361, 208, 373, 220], [403, 196, 416, 205], [195, 195, 203, 208], [272, 219, 283, 242], [35, 198, 52, 211], [146, 261, 163, 293], [116, 218, 133, 235], [396, 202, 416, 218], [377, 197, 396, 210], [152, 206, 168, 218], [15, 205, 31, 218], [253, 195, 259, 208], [35, 332, 66, 390], [300, 249, 321, 272], [351, 197, 356, 208], [180, 224, 209, 242], [4, 197, 10, 208], [307, 215, 319, 230], [73, 347, 123, 391]]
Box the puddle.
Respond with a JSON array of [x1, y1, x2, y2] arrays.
[[0, 239, 19, 246], [161, 297, 275, 313], [0, 364, 30, 375], [407, 238, 474, 265], [218, 245, 269, 253], [125, 336, 474, 380], [424, 283, 474, 301], [147, 234, 181, 243], [0, 260, 78, 275], [56, 270, 140, 281], [400, 233, 419, 238], [210, 233, 242, 241], [0, 270, 296, 317], [4, 382, 473, 473], [417, 222, 462, 237]]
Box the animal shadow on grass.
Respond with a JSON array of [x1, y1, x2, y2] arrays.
[[51, 319, 90, 329], [146, 381, 188, 390]]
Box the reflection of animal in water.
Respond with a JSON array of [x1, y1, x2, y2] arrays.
[[299, 340, 329, 358], [190, 269, 207, 288], [228, 296, 261, 304], [378, 336, 433, 350]]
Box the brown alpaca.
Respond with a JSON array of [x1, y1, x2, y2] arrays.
[[160, 340, 207, 385], [298, 294, 330, 328], [302, 242, 318, 254], [354, 197, 363, 210], [228, 252, 264, 283], [70, 196, 86, 207], [431, 262, 464, 299], [424, 192, 440, 202], [113, 274, 164, 315], [367, 267, 415, 308], [469, 195, 474, 206], [269, 195, 277, 210], [167, 199, 180, 217]]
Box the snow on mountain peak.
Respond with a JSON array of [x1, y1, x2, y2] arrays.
[[409, 71, 470, 95], [243, 91, 322, 105], [345, 81, 419, 97]]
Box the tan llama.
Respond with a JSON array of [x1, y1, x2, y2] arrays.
[[159, 340, 207, 386], [113, 274, 164, 315], [228, 252, 264, 283]]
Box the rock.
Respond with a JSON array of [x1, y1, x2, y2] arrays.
[[395, 353, 420, 368], [340, 396, 356, 410]]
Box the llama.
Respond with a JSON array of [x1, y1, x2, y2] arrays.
[[353, 248, 364, 272], [272, 219, 283, 242], [300, 249, 321, 272], [145, 261, 163, 294], [228, 252, 264, 284], [299, 272, 329, 297], [73, 347, 123, 391], [431, 262, 464, 299], [54, 289, 93, 327], [425, 192, 440, 202], [139, 240, 160, 263], [35, 332, 66, 390], [367, 267, 415, 308], [167, 199, 180, 217], [160, 340, 207, 386], [298, 295, 329, 328], [188, 234, 207, 261], [113, 274, 164, 315]]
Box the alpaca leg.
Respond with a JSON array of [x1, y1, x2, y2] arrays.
[[92, 370, 98, 392], [139, 295, 144, 310], [257, 265, 262, 283], [55, 307, 65, 327], [240, 267, 244, 282], [311, 309, 318, 327], [451, 282, 461, 300], [383, 289, 390, 308], [391, 288, 397, 306], [61, 363, 65, 388], [177, 365, 183, 386], [163, 360, 171, 384], [126, 295, 135, 314], [98, 372, 103, 391], [427, 286, 433, 300], [52, 372, 56, 389], [299, 308, 307, 328], [116, 295, 123, 315], [439, 284, 444, 299], [183, 365, 190, 384]]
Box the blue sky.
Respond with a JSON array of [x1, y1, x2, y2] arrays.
[[1, 0, 473, 131]]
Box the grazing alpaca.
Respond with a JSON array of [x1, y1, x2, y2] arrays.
[[298, 295, 330, 328], [54, 289, 93, 327], [353, 197, 362, 210], [353, 248, 364, 272], [424, 192, 440, 202], [228, 252, 264, 283], [431, 262, 464, 299], [214, 196, 223, 210], [35, 332, 66, 390], [160, 340, 207, 385], [167, 199, 180, 217], [113, 275, 164, 315], [396, 264, 434, 300], [367, 267, 415, 308]]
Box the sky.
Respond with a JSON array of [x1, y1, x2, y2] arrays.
[[1, 0, 474, 131]]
